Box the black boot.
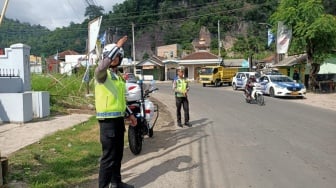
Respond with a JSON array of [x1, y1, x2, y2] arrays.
[[184, 122, 192, 127], [110, 182, 134, 188]]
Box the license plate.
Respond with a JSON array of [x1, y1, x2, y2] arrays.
[[291, 91, 299, 95]]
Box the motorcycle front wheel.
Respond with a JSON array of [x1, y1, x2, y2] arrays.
[[128, 125, 143, 155], [244, 91, 250, 103], [256, 94, 265, 106]]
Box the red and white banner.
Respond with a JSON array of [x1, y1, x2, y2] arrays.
[[276, 21, 292, 54]]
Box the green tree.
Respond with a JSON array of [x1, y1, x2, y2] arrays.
[[85, 5, 104, 19], [270, 0, 336, 90]]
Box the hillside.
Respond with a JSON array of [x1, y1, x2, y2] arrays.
[[1, 0, 335, 60]]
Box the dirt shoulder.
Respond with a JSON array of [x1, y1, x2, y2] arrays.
[[288, 92, 336, 112]]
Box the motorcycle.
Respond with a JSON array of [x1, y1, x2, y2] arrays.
[[244, 82, 265, 106], [126, 80, 159, 155]]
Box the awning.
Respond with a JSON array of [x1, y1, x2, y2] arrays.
[[241, 59, 249, 68], [319, 58, 336, 74], [275, 54, 307, 67]]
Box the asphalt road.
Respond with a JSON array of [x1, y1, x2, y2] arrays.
[[132, 82, 336, 188], [2, 82, 335, 188]]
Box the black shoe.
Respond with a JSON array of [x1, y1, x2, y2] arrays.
[[177, 123, 183, 128], [110, 182, 134, 188], [184, 122, 192, 127]]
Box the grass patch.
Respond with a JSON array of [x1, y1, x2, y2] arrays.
[[4, 71, 133, 187], [8, 72, 99, 187], [7, 116, 103, 187], [31, 70, 95, 115]]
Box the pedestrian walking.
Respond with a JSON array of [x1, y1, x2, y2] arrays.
[[94, 35, 137, 188], [173, 66, 191, 127]]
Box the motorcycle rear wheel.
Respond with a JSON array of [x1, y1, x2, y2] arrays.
[[128, 125, 143, 155]]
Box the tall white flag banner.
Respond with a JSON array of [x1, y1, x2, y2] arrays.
[[276, 21, 292, 54], [267, 29, 275, 47], [88, 16, 102, 53], [83, 16, 102, 85]]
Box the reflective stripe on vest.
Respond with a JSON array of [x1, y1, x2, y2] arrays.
[[95, 71, 126, 118], [96, 111, 125, 118]]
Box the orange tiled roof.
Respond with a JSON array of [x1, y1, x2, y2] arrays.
[[261, 54, 276, 63], [181, 51, 218, 60], [49, 50, 80, 60]]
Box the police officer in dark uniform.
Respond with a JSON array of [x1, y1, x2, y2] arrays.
[[95, 36, 137, 188], [173, 66, 191, 127]]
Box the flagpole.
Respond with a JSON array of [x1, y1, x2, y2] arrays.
[[259, 22, 278, 64]]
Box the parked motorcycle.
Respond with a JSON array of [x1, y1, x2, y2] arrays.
[[244, 82, 265, 106], [126, 80, 159, 155]]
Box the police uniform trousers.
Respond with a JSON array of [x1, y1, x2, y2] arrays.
[[175, 96, 190, 124], [98, 117, 125, 188]]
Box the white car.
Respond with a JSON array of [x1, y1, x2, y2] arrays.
[[258, 75, 306, 98], [231, 72, 260, 90]]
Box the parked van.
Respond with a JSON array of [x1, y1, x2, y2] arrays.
[[231, 72, 261, 90]]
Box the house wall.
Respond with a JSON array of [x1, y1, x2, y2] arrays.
[[30, 55, 43, 74], [142, 67, 165, 81], [157, 44, 180, 59]]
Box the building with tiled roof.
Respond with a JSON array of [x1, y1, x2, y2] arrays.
[[181, 51, 218, 60], [163, 51, 222, 81], [45, 50, 80, 73], [136, 55, 165, 80]]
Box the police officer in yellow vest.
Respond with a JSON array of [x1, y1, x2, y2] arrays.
[[173, 66, 191, 127], [95, 36, 137, 188]]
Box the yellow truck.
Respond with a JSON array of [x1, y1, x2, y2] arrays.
[[199, 66, 242, 87]]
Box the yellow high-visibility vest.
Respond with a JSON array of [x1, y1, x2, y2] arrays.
[[95, 70, 126, 118], [175, 78, 188, 97]]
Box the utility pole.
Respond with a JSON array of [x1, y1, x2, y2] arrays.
[[0, 0, 9, 161], [218, 20, 221, 58], [132, 22, 136, 74]]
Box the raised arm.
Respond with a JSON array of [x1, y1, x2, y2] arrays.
[[95, 36, 128, 83]]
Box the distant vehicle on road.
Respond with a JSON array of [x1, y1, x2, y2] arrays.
[[199, 66, 243, 87], [258, 75, 306, 98], [231, 71, 260, 90], [123, 72, 137, 83]]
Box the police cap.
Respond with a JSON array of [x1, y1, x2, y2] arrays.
[[177, 66, 185, 71]]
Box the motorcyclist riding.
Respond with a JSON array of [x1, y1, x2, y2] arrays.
[[245, 75, 257, 100]]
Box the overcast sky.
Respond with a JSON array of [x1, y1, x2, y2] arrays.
[[2, 0, 125, 30]]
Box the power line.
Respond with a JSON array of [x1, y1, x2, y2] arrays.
[[67, 0, 82, 22], [0, 1, 266, 35]]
